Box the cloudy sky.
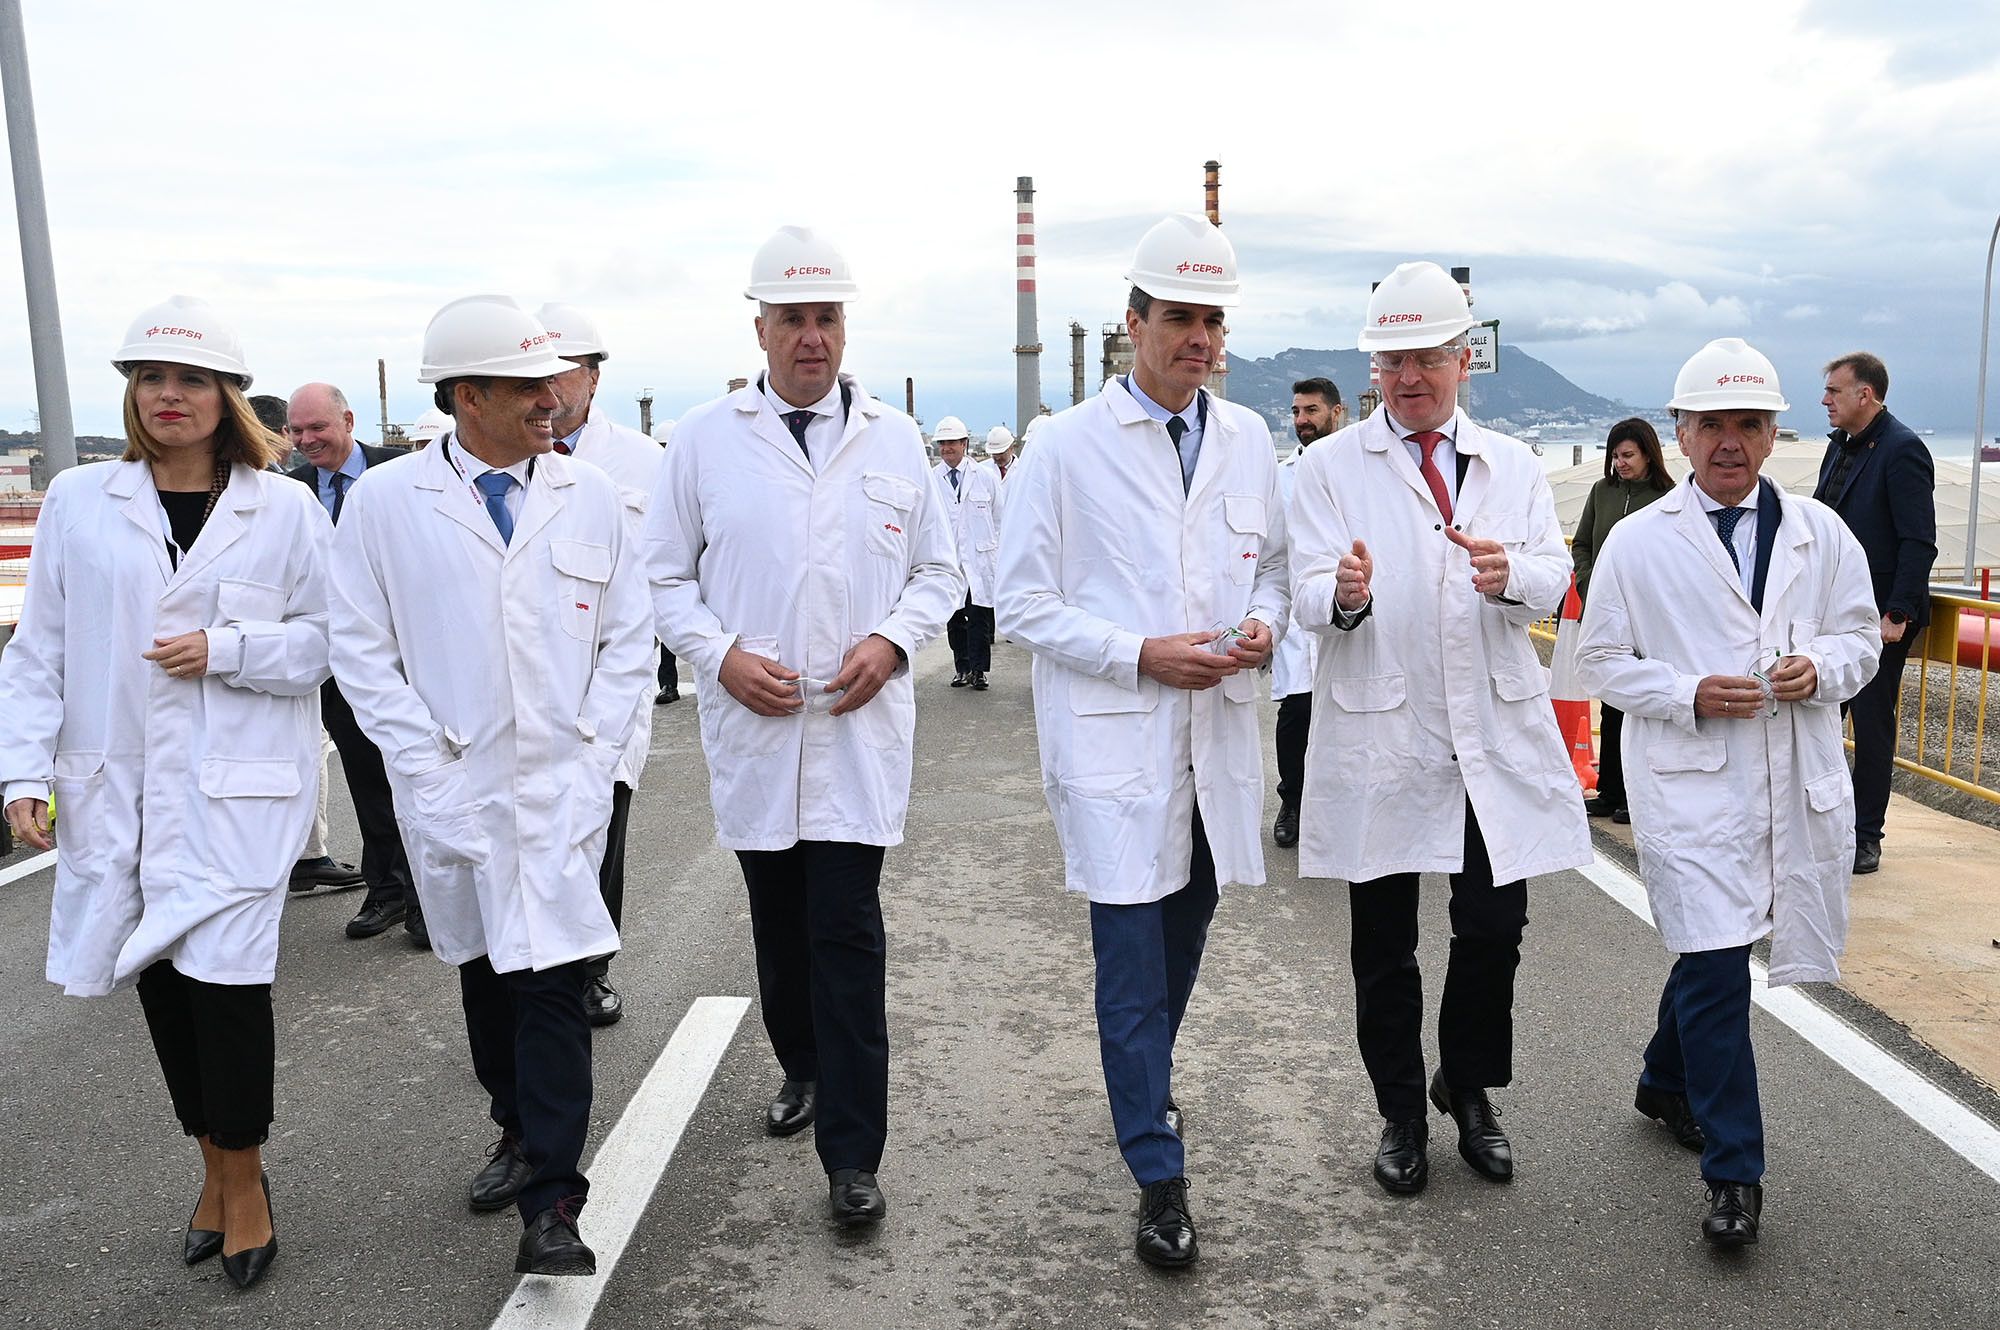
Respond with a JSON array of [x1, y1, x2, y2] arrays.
[[0, 0, 1995, 440]]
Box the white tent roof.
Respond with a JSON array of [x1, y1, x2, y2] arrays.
[[1548, 441, 2000, 578]]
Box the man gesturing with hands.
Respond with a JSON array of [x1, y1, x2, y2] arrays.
[[1290, 262, 1589, 1199], [996, 214, 1286, 1270]]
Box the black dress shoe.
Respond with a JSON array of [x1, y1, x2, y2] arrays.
[[766, 1080, 816, 1136], [1273, 802, 1299, 847], [1429, 1070, 1513, 1182], [469, 1134, 531, 1212], [290, 855, 364, 892], [1373, 1118, 1429, 1194], [1854, 840, 1881, 874], [220, 1175, 276, 1290], [654, 686, 680, 706], [182, 1187, 222, 1266], [345, 899, 407, 939], [1135, 1177, 1198, 1268], [1164, 1097, 1183, 1138], [949, 672, 968, 687], [405, 906, 431, 950], [1582, 795, 1618, 817], [828, 1168, 887, 1226], [1634, 1083, 1705, 1152], [1611, 807, 1631, 825], [1702, 1180, 1762, 1247], [516, 1199, 596, 1275], [971, 671, 989, 690], [585, 974, 623, 1027]]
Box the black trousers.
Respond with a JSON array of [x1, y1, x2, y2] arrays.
[[459, 955, 593, 1221], [946, 597, 994, 674], [586, 782, 633, 980], [736, 840, 889, 1174], [134, 960, 274, 1149], [1348, 802, 1529, 1121], [658, 643, 679, 692], [320, 677, 413, 909], [1275, 691, 1311, 808], [1596, 703, 1627, 808], [1846, 634, 1912, 845]]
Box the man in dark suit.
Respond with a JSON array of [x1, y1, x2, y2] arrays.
[[285, 382, 423, 942], [1813, 352, 1937, 875]]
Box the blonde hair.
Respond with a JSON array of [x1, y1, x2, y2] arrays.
[[122, 369, 285, 469]]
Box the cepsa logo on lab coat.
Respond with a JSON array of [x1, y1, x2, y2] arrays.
[[784, 266, 834, 279], [1174, 261, 1224, 276], [1714, 373, 1767, 386], [1376, 313, 1425, 326], [146, 326, 204, 340]]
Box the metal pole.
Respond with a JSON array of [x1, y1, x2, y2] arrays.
[[0, 0, 75, 477], [1966, 213, 1999, 584], [376, 358, 389, 442]]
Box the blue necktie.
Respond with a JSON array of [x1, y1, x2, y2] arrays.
[[783, 409, 813, 457], [475, 471, 517, 546], [1711, 506, 1747, 574], [329, 471, 350, 524], [949, 466, 961, 498], [1168, 416, 1195, 493]]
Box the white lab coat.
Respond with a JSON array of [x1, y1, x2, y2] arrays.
[[1290, 407, 1590, 884], [565, 403, 666, 787], [1575, 478, 1881, 983], [646, 375, 963, 851], [994, 377, 1290, 904], [931, 457, 1004, 606], [0, 461, 329, 996], [1270, 450, 1319, 700], [329, 437, 654, 972]]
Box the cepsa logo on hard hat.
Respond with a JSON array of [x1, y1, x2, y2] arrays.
[[516, 333, 550, 352], [1174, 261, 1225, 276], [783, 266, 834, 279], [1377, 313, 1425, 326], [146, 326, 204, 340], [1714, 373, 1767, 386]]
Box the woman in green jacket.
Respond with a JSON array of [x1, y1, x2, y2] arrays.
[[1572, 418, 1673, 821]]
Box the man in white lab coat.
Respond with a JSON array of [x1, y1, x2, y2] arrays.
[[646, 227, 961, 1229], [1269, 377, 1344, 849], [1290, 262, 1590, 1198], [330, 295, 654, 1277], [996, 214, 1288, 1269], [1577, 338, 1880, 1248], [930, 416, 1004, 689], [537, 301, 667, 1028]]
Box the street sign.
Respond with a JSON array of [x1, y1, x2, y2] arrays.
[[1466, 319, 1499, 376]]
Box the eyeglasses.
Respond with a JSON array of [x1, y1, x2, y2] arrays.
[[1371, 348, 1462, 373]]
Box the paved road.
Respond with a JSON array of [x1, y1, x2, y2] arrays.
[[2, 639, 1997, 1329]]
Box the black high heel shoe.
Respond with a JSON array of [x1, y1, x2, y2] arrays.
[[220, 1174, 276, 1290], [182, 1185, 222, 1266]]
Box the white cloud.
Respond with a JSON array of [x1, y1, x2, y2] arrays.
[[1495, 280, 1752, 339], [1784, 304, 1825, 320], [1861, 308, 1904, 325]]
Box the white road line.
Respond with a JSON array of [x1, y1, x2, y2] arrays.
[[490, 994, 750, 1330], [0, 849, 56, 888], [1582, 851, 2000, 1186]]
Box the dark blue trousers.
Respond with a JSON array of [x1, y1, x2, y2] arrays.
[[1089, 810, 1220, 1187], [459, 955, 593, 1222], [1640, 944, 1764, 1185]]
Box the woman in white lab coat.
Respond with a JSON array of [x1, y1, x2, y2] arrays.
[[0, 298, 330, 1290]]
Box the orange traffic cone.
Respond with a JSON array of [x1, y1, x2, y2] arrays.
[[1546, 574, 1598, 793]]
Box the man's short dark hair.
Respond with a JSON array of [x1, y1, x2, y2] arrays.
[[249, 394, 288, 433], [1292, 377, 1341, 407], [435, 377, 495, 417], [1824, 351, 1889, 403], [1127, 286, 1152, 320]]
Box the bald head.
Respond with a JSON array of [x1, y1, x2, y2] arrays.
[[288, 382, 356, 471]]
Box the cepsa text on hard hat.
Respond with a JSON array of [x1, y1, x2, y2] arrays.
[[1715, 373, 1768, 386], [148, 326, 205, 340], [1377, 313, 1426, 326]]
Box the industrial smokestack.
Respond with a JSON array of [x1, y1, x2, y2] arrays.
[[636, 389, 654, 436], [1014, 176, 1043, 434], [1070, 321, 1086, 405], [905, 376, 915, 418], [1204, 160, 1220, 226]]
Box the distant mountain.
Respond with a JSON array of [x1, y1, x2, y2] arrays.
[[1225, 345, 1641, 442]]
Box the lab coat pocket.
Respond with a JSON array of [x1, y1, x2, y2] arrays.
[[1472, 518, 1529, 547], [863, 473, 919, 559], [197, 757, 303, 799], [1647, 738, 1726, 775], [1789, 618, 1822, 653], [1223, 494, 1267, 584], [1064, 674, 1160, 797], [216, 578, 288, 625], [50, 750, 106, 875], [551, 539, 612, 644], [568, 743, 619, 847], [704, 635, 793, 757], [1220, 669, 1259, 704], [1803, 768, 1854, 864], [1491, 665, 1551, 703], [407, 756, 475, 821], [1326, 674, 1406, 713]]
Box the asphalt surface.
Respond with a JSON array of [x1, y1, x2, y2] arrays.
[[2, 639, 1997, 1329]]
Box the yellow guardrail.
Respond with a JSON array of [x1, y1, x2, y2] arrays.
[[1533, 589, 2000, 806]]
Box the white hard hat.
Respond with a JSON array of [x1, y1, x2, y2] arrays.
[[744, 225, 859, 304], [418, 295, 572, 383], [651, 418, 677, 444], [408, 407, 451, 442], [1124, 213, 1241, 307], [983, 425, 1015, 456], [1667, 337, 1790, 413], [535, 302, 609, 361], [932, 416, 970, 443], [1356, 261, 1475, 352], [1021, 415, 1046, 441], [112, 295, 253, 388]]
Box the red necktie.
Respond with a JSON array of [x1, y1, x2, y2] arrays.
[[1408, 431, 1453, 523]]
